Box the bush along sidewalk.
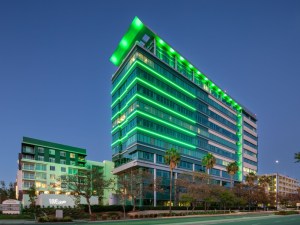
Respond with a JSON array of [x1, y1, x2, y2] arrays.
[[274, 211, 299, 215], [38, 216, 72, 223]]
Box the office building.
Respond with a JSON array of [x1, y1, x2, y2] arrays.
[[259, 173, 300, 196], [110, 17, 258, 205], [16, 137, 115, 206]]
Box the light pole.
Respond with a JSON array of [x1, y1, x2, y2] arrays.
[[275, 160, 279, 210]]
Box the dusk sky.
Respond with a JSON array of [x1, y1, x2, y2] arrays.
[[0, 0, 299, 183]]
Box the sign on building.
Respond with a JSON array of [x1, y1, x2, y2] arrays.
[[0, 199, 21, 214]]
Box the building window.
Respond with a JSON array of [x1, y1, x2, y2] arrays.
[[60, 152, 66, 157], [60, 159, 66, 165], [50, 166, 55, 171], [35, 164, 46, 171], [50, 174, 55, 180], [38, 156, 44, 161], [49, 158, 55, 163], [38, 147, 44, 154], [49, 149, 55, 155], [61, 167, 66, 172], [70, 161, 76, 166], [24, 146, 34, 154], [70, 153, 75, 159]]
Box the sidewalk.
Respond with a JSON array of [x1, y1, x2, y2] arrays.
[[0, 220, 35, 225]]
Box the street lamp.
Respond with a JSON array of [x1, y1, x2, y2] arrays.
[[275, 160, 279, 210]]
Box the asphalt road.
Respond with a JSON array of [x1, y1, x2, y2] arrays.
[[91, 214, 300, 225], [1, 214, 300, 225]]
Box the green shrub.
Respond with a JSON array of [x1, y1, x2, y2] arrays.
[[38, 216, 49, 223], [101, 214, 108, 220], [275, 211, 299, 215]]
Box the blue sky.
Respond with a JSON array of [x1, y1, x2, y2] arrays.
[[0, 0, 299, 183]]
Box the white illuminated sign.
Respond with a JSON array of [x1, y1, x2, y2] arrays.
[[49, 199, 67, 205]]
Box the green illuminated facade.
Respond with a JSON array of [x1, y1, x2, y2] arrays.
[[111, 17, 258, 206]]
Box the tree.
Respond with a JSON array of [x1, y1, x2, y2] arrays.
[[179, 194, 193, 212], [27, 185, 37, 208], [61, 168, 114, 215], [202, 153, 216, 184], [115, 171, 130, 219], [219, 189, 235, 212], [130, 168, 161, 211], [226, 162, 239, 188], [164, 148, 180, 214], [258, 175, 271, 193], [245, 172, 257, 210], [177, 172, 210, 211], [295, 152, 300, 163], [0, 181, 15, 203], [245, 172, 257, 186]]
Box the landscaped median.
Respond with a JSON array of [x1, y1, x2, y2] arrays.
[[88, 210, 236, 221], [274, 210, 299, 215]]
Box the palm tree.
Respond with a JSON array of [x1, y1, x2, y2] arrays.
[[164, 148, 181, 214], [245, 172, 257, 186], [202, 153, 216, 184], [226, 161, 239, 188], [295, 152, 300, 163]]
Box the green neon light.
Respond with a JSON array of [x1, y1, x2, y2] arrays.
[[111, 61, 138, 94], [110, 17, 244, 112], [133, 17, 143, 28], [158, 39, 165, 45], [112, 126, 196, 149], [136, 61, 196, 99], [111, 93, 138, 121], [137, 94, 196, 123], [111, 60, 196, 100], [112, 93, 196, 124], [109, 16, 144, 66], [111, 77, 138, 108], [137, 78, 196, 111], [111, 110, 196, 137], [120, 39, 128, 48], [112, 76, 196, 111]]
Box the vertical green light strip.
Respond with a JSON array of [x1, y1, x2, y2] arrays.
[[236, 111, 243, 182]]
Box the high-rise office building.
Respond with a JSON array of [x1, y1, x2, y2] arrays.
[[16, 137, 115, 206], [110, 17, 258, 205]]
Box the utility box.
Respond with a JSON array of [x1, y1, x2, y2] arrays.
[[56, 210, 63, 219]]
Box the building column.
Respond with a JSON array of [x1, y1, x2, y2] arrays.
[[153, 168, 157, 207], [153, 38, 156, 56]]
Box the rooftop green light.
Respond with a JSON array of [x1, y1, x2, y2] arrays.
[[133, 17, 143, 28], [110, 16, 244, 112]]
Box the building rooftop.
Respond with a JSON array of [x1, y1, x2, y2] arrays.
[[110, 17, 257, 118], [22, 137, 87, 155]]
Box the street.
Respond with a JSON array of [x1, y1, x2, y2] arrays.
[[1, 214, 300, 225]]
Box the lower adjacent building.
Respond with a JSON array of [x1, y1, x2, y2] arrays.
[[259, 173, 300, 196], [16, 137, 115, 207]]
